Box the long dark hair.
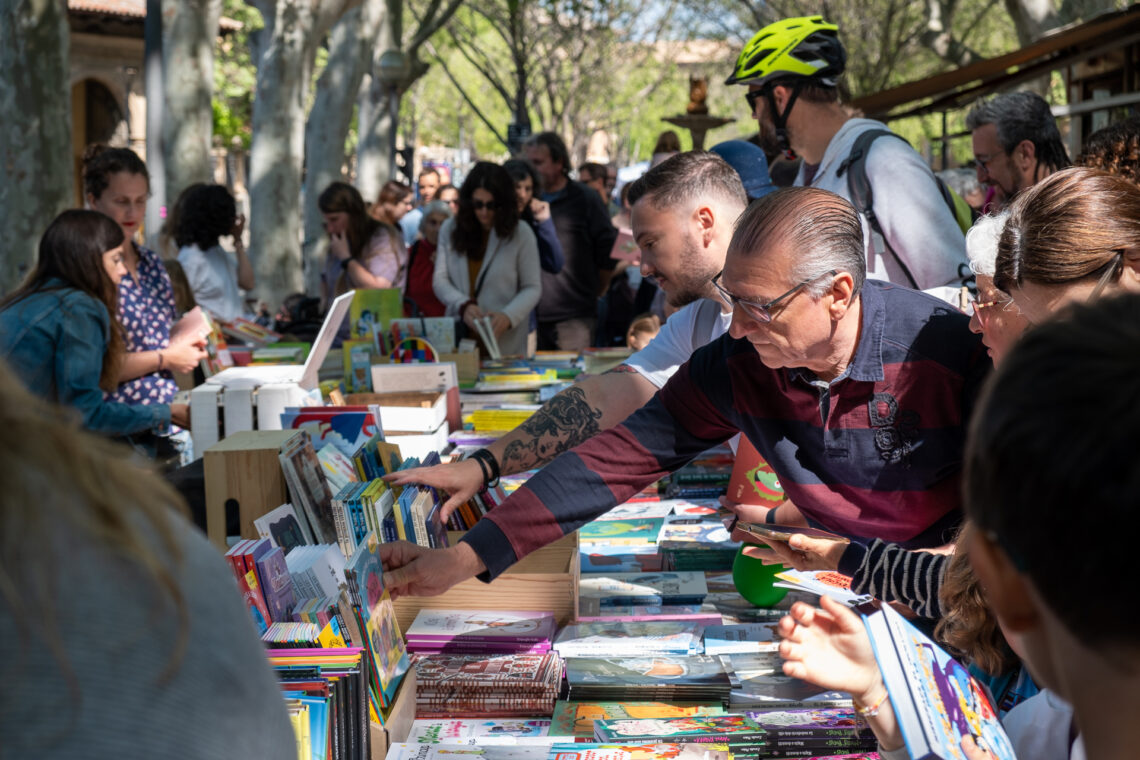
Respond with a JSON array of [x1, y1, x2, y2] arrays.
[[451, 162, 520, 257], [1, 210, 127, 392], [318, 182, 385, 261]]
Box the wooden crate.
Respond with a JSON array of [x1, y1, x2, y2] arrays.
[[369, 669, 417, 759], [392, 531, 579, 632], [203, 429, 300, 551]]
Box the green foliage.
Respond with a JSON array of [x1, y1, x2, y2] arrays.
[[212, 0, 263, 148]]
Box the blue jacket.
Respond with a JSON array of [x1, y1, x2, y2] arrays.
[[0, 281, 169, 436]]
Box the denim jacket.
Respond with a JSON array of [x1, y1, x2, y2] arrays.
[[0, 281, 169, 436]]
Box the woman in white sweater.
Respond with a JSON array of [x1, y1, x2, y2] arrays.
[[433, 162, 541, 356]]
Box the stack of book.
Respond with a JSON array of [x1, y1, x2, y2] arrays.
[[563, 655, 732, 703], [546, 744, 731, 760], [412, 653, 564, 718], [330, 479, 396, 556], [743, 708, 878, 757], [550, 701, 728, 739], [577, 517, 666, 546], [404, 609, 558, 655], [657, 515, 740, 572], [553, 621, 706, 658], [405, 718, 562, 745], [224, 537, 296, 631], [593, 713, 877, 759], [578, 571, 709, 611], [702, 623, 782, 656], [725, 652, 850, 710]]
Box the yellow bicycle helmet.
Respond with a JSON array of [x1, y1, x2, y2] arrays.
[[725, 16, 846, 88]]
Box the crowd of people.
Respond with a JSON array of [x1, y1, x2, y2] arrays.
[[2, 10, 1140, 759]]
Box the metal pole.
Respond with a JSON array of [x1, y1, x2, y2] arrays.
[[144, 0, 165, 245]]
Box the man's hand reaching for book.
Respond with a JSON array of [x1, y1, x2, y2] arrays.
[[380, 541, 486, 599], [382, 459, 484, 522]]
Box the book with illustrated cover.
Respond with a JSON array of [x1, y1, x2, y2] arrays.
[[595, 502, 677, 521], [553, 621, 705, 658], [385, 744, 554, 760], [559, 703, 727, 739], [702, 623, 782, 655], [406, 610, 557, 649], [279, 431, 338, 545], [344, 534, 410, 709], [742, 708, 873, 740], [774, 569, 875, 609], [865, 604, 1016, 760], [407, 718, 556, 745], [726, 436, 785, 506], [656, 517, 734, 547], [546, 743, 731, 760], [563, 655, 732, 702], [593, 714, 770, 745], [578, 572, 708, 607], [578, 518, 666, 545], [255, 502, 313, 551]]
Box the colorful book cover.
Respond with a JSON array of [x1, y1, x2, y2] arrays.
[[407, 718, 554, 745], [406, 610, 557, 644], [657, 517, 735, 547], [255, 502, 313, 550], [280, 408, 381, 457], [595, 502, 677, 521], [553, 622, 705, 657], [279, 432, 338, 545], [350, 288, 402, 341], [578, 518, 665, 545], [344, 534, 410, 705], [546, 742, 731, 760], [593, 714, 768, 744], [385, 744, 552, 760], [564, 656, 730, 689], [254, 544, 297, 623], [726, 436, 785, 505], [702, 623, 782, 655], [865, 604, 1016, 760], [743, 707, 873, 739], [567, 703, 727, 739], [774, 569, 875, 609]]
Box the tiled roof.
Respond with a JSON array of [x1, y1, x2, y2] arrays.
[[68, 0, 242, 30]]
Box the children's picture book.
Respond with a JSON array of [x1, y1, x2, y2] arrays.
[[280, 406, 382, 457], [578, 518, 665, 545], [773, 569, 874, 609], [344, 534, 410, 707], [578, 572, 708, 607], [546, 742, 731, 760], [865, 604, 1017, 760], [553, 621, 705, 658], [564, 655, 731, 691], [702, 623, 782, 655], [593, 714, 769, 745], [385, 743, 552, 760], [742, 708, 873, 739], [278, 432, 337, 545], [595, 502, 677, 521], [406, 719, 556, 745], [254, 502, 313, 550], [406, 610, 557, 646], [657, 517, 734, 546], [559, 703, 727, 739], [351, 288, 403, 341], [726, 437, 785, 506]]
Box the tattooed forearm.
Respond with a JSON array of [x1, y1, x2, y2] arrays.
[[500, 387, 604, 473], [604, 364, 638, 374]]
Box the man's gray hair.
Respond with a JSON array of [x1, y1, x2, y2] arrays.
[[727, 187, 866, 297], [966, 91, 1071, 172]]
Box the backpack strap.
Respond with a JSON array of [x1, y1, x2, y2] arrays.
[[836, 128, 921, 289]]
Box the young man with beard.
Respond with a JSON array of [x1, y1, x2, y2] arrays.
[[386, 152, 750, 515], [725, 16, 968, 293]]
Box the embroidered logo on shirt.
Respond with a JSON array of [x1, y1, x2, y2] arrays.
[[868, 392, 918, 465]]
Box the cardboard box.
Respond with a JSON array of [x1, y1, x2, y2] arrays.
[[369, 668, 417, 759], [392, 531, 579, 632]]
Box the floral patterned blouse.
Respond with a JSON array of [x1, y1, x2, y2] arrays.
[[106, 245, 179, 406]]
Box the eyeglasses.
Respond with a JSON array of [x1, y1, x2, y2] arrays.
[[1089, 250, 1124, 301], [972, 153, 1002, 177], [711, 270, 838, 323], [972, 295, 1021, 324], [471, 200, 499, 211], [744, 89, 766, 116]]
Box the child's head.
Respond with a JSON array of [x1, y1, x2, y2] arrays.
[[626, 312, 661, 352], [965, 293, 1140, 692]]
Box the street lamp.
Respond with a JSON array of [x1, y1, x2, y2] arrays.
[[376, 50, 408, 179]]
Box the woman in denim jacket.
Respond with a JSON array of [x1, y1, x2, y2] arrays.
[[0, 210, 189, 436]]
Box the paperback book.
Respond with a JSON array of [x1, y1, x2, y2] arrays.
[[702, 623, 782, 655], [405, 610, 557, 655], [551, 702, 728, 739], [578, 572, 708, 607], [578, 518, 666, 546], [553, 621, 705, 658], [563, 655, 731, 703]]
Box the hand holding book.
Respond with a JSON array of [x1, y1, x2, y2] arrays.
[[380, 540, 486, 599]]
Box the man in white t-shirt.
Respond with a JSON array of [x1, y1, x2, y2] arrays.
[[388, 152, 748, 514]]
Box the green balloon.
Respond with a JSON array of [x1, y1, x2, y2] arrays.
[[732, 544, 789, 608]]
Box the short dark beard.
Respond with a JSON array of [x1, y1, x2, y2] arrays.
[[666, 235, 720, 308]]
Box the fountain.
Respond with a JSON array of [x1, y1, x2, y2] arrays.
[[662, 76, 734, 151]]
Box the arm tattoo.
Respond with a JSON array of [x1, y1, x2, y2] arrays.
[[604, 364, 638, 374], [500, 387, 604, 473]]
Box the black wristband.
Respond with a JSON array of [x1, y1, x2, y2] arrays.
[[469, 448, 501, 488], [765, 505, 781, 524]]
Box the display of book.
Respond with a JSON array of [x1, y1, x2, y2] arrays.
[[563, 655, 732, 703], [405, 610, 558, 655], [553, 621, 705, 658], [412, 653, 563, 718], [578, 572, 708, 607]]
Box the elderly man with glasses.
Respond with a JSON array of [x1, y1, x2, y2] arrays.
[[379, 187, 989, 596]]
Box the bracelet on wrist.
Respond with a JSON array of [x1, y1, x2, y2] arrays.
[[765, 505, 781, 524], [468, 448, 501, 488], [853, 686, 890, 717]]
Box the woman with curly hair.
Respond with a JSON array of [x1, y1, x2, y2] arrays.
[[1077, 116, 1140, 186], [175, 184, 254, 321], [432, 162, 541, 356]]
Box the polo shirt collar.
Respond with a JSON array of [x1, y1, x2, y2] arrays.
[[847, 282, 886, 382]]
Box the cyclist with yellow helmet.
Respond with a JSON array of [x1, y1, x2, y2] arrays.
[[727, 17, 969, 295]]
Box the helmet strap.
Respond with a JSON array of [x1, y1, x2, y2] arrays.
[[765, 79, 806, 160]]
